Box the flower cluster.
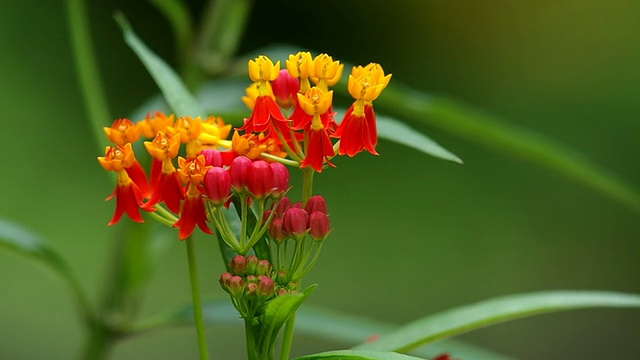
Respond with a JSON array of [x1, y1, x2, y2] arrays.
[[97, 53, 390, 244]]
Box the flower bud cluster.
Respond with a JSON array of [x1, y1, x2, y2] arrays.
[[267, 195, 330, 243], [219, 255, 277, 317], [223, 156, 289, 200]]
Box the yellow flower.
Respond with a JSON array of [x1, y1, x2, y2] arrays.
[[347, 63, 392, 102], [248, 55, 280, 82], [296, 87, 333, 116], [103, 118, 141, 146], [310, 54, 343, 89]]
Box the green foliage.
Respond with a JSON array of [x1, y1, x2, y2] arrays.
[[355, 291, 640, 353], [294, 350, 425, 360]]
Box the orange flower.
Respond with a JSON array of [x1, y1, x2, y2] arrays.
[[103, 118, 141, 146], [143, 131, 184, 213], [137, 112, 175, 138], [173, 155, 213, 239], [97, 145, 148, 225]]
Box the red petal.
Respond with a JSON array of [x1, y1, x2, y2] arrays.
[[174, 193, 212, 240], [108, 182, 144, 226], [125, 160, 151, 198]]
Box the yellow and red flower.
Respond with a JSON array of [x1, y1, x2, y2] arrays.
[[297, 87, 336, 172], [173, 155, 213, 240], [143, 131, 184, 214]]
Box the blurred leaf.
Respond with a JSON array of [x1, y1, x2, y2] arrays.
[[148, 0, 192, 56], [257, 285, 317, 357], [355, 291, 640, 353], [0, 218, 92, 320], [295, 350, 425, 360], [377, 115, 462, 163], [134, 299, 512, 359], [377, 84, 640, 212], [115, 13, 204, 116]]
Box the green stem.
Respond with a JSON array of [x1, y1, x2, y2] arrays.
[[80, 320, 114, 360], [244, 318, 258, 360], [279, 309, 296, 360], [185, 236, 210, 360], [66, 0, 111, 147], [301, 167, 314, 205]]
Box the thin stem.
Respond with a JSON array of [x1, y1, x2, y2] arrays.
[[279, 311, 296, 360], [185, 236, 210, 360], [66, 0, 111, 147], [244, 318, 257, 360], [301, 167, 314, 205], [260, 152, 300, 167], [240, 194, 248, 249]]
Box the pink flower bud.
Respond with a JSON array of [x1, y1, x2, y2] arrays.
[[276, 269, 288, 285], [283, 208, 309, 238], [219, 272, 233, 289], [309, 211, 330, 241], [305, 195, 327, 214], [257, 275, 275, 298], [204, 167, 231, 206], [256, 259, 272, 276], [229, 156, 252, 191], [246, 275, 257, 283], [228, 275, 244, 297], [201, 148, 222, 167], [229, 255, 247, 276], [246, 255, 258, 274], [245, 282, 258, 299], [272, 69, 299, 109], [247, 160, 274, 198], [268, 217, 286, 244], [276, 288, 288, 296], [269, 162, 289, 198]]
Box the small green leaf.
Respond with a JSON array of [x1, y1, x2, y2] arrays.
[[376, 115, 462, 163], [115, 13, 204, 116], [355, 291, 640, 353], [257, 285, 317, 355], [295, 350, 425, 360]]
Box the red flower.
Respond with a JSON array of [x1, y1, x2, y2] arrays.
[[105, 172, 144, 226], [240, 95, 287, 134], [173, 190, 212, 240], [300, 124, 335, 172], [334, 102, 378, 157], [143, 165, 184, 214]]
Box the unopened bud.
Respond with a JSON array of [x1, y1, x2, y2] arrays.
[[309, 211, 330, 241], [246, 160, 273, 198], [228, 275, 244, 297], [268, 218, 286, 244], [230, 255, 247, 276], [229, 156, 252, 192], [283, 208, 309, 238], [274, 197, 291, 217], [305, 195, 327, 214], [256, 259, 272, 276], [246, 255, 258, 274], [269, 162, 289, 199], [204, 167, 231, 206], [246, 275, 257, 284], [257, 275, 275, 298], [276, 269, 288, 285], [244, 282, 258, 299], [219, 272, 233, 290], [272, 69, 299, 109], [276, 288, 288, 296], [201, 148, 222, 167]]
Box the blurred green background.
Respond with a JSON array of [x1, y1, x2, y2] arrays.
[[0, 0, 638, 359]]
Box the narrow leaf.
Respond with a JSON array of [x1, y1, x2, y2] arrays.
[[377, 85, 640, 212], [355, 291, 640, 353], [377, 115, 462, 163], [295, 350, 425, 360], [115, 13, 204, 116]]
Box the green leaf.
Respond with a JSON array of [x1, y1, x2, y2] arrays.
[[377, 84, 640, 212], [0, 218, 92, 321], [295, 350, 425, 360], [355, 291, 640, 353], [115, 13, 204, 116], [257, 285, 317, 356], [376, 115, 462, 163]]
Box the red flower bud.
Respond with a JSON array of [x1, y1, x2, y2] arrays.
[[204, 167, 231, 206], [309, 211, 330, 241], [244, 282, 258, 299], [247, 160, 273, 198], [305, 195, 327, 214], [230, 255, 247, 276], [274, 197, 291, 217], [283, 208, 309, 238], [276, 269, 288, 285], [201, 148, 222, 167], [229, 156, 252, 191], [268, 217, 286, 244], [272, 69, 299, 109], [257, 275, 275, 298], [269, 162, 289, 198]]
